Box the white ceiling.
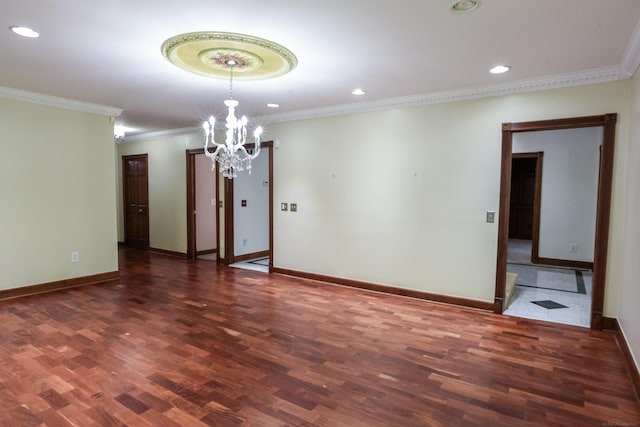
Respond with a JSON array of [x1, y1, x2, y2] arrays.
[[2, 0, 640, 136]]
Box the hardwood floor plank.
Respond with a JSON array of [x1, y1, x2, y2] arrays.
[[0, 246, 638, 426]]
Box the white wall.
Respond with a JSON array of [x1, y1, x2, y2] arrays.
[[619, 73, 640, 375], [195, 153, 216, 252], [0, 98, 118, 289], [513, 128, 600, 262], [233, 150, 270, 256]]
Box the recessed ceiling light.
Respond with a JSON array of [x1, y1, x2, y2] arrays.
[[490, 65, 511, 74], [352, 88, 366, 96], [9, 26, 39, 38], [267, 103, 279, 108], [451, 0, 480, 13]]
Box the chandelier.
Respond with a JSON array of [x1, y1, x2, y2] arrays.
[[202, 60, 262, 179], [161, 31, 297, 178]]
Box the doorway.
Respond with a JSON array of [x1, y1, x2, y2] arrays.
[[494, 114, 617, 330], [225, 142, 274, 272], [122, 154, 149, 250], [186, 150, 220, 260], [186, 142, 274, 273]]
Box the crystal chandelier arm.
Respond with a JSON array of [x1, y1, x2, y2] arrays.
[[247, 126, 262, 160]]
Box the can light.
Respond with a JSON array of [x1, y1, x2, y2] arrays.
[[10, 26, 40, 38], [352, 88, 366, 96], [490, 65, 511, 74]]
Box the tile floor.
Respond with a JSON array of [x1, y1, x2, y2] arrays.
[[504, 239, 592, 328], [230, 257, 269, 273]]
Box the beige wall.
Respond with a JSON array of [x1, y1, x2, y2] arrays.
[[0, 98, 118, 290], [116, 131, 203, 253], [115, 80, 631, 316], [620, 73, 640, 374], [269, 81, 630, 311]]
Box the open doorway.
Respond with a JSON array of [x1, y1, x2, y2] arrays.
[[494, 114, 617, 330], [508, 153, 542, 264], [504, 133, 599, 327], [186, 149, 219, 260], [225, 142, 273, 273]]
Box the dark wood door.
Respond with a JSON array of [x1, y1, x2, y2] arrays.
[[509, 157, 536, 240], [123, 154, 149, 250]]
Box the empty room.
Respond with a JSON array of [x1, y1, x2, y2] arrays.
[[1, 1, 640, 425]]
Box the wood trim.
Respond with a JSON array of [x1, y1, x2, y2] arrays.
[[269, 142, 274, 273], [535, 257, 594, 271], [149, 247, 187, 258], [508, 114, 610, 132], [274, 267, 495, 311], [494, 124, 512, 314], [186, 152, 196, 259], [234, 250, 270, 263], [602, 316, 618, 331], [0, 271, 119, 301], [224, 176, 235, 265], [496, 113, 618, 330], [196, 249, 217, 256], [591, 113, 617, 329], [605, 317, 640, 402]]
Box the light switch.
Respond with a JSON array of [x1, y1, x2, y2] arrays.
[[281, 202, 288, 211], [486, 211, 495, 223]]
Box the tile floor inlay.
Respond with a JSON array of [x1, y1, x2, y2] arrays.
[[531, 300, 569, 309]]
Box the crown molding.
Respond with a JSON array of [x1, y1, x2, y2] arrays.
[[0, 85, 123, 117], [256, 66, 625, 124], [622, 18, 640, 78], [124, 126, 199, 142]]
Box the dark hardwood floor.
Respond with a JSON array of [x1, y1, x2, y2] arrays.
[[0, 247, 638, 426]]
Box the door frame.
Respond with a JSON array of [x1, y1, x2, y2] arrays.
[[186, 149, 220, 259], [224, 141, 274, 271], [122, 153, 150, 250], [494, 114, 617, 330], [510, 152, 543, 263]]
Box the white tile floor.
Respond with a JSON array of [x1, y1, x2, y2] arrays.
[[504, 239, 592, 328], [503, 274, 592, 327], [230, 257, 269, 273]]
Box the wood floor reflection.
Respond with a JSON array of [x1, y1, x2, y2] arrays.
[[0, 247, 638, 426]]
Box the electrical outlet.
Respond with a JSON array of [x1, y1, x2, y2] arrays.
[[570, 243, 577, 253], [71, 251, 80, 263], [290, 203, 297, 212], [243, 238, 248, 246]]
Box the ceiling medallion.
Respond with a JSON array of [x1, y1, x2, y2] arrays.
[[451, 0, 480, 13], [161, 31, 297, 80]]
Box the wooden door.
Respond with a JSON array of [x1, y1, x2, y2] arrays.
[[123, 154, 149, 250], [509, 157, 536, 240]]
